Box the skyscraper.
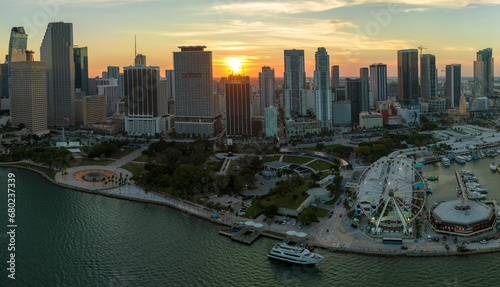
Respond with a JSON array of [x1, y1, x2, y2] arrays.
[[0, 63, 7, 108], [259, 66, 275, 116], [346, 78, 369, 125], [284, 49, 306, 118], [331, 65, 339, 90], [74, 47, 89, 95], [7, 27, 28, 103], [445, 64, 461, 108], [397, 49, 419, 108], [165, 69, 175, 99], [10, 51, 48, 135], [359, 67, 369, 82], [265, 106, 278, 138], [41, 22, 75, 127], [174, 46, 220, 136], [226, 75, 251, 136], [314, 47, 332, 130], [369, 63, 387, 102], [420, 54, 437, 102], [107, 66, 119, 79], [124, 64, 163, 135], [474, 48, 494, 97], [135, 54, 146, 66]]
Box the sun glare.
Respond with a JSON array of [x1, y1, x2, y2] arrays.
[[226, 57, 244, 74]]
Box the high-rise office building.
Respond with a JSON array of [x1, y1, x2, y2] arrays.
[[135, 54, 146, 66], [0, 63, 8, 108], [124, 64, 165, 135], [346, 78, 369, 125], [369, 63, 387, 102], [118, 73, 124, 98], [474, 48, 494, 97], [41, 22, 75, 127], [284, 49, 306, 118], [74, 47, 89, 95], [225, 75, 251, 136], [360, 67, 369, 82], [397, 49, 419, 108], [174, 46, 220, 136], [97, 78, 120, 117], [7, 27, 28, 103], [165, 69, 175, 99], [331, 65, 340, 90], [259, 66, 275, 116], [420, 54, 437, 102], [107, 66, 119, 79], [314, 47, 332, 130], [445, 64, 461, 109], [75, 95, 106, 125], [10, 51, 48, 135]]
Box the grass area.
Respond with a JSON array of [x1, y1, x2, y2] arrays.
[[282, 155, 313, 165], [263, 155, 281, 163], [121, 162, 145, 179], [4, 162, 56, 179], [244, 205, 262, 219], [324, 198, 337, 205], [303, 205, 329, 218], [133, 154, 150, 162], [306, 159, 333, 171], [71, 158, 112, 167], [209, 161, 223, 172], [109, 147, 137, 159], [283, 182, 311, 210]]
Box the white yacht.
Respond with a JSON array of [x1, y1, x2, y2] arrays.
[[441, 158, 451, 166], [468, 192, 486, 200], [490, 162, 497, 171], [455, 156, 466, 164], [268, 242, 324, 265]]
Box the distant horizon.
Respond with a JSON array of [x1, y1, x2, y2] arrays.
[[1, 1, 499, 78]]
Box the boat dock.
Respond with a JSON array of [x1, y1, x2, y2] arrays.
[[229, 228, 262, 245], [455, 171, 467, 199]]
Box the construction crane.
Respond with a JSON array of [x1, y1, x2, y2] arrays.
[[418, 45, 427, 57]]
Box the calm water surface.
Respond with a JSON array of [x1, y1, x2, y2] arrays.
[[1, 165, 500, 286]]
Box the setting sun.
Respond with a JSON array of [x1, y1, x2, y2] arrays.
[[225, 57, 244, 74]]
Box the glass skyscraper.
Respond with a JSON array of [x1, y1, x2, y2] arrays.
[[314, 47, 332, 130], [397, 49, 419, 108], [445, 64, 461, 108], [7, 27, 28, 101], [369, 63, 387, 102], [226, 75, 251, 136], [259, 66, 275, 116], [41, 22, 75, 127], [420, 54, 437, 102], [474, 48, 494, 97], [284, 49, 306, 119], [74, 47, 89, 95]]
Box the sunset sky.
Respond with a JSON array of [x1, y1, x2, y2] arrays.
[[1, 0, 499, 78]]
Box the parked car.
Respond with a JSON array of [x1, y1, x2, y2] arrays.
[[480, 239, 489, 244], [401, 246, 408, 250]]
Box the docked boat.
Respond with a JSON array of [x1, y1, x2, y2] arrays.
[[463, 176, 477, 182], [465, 155, 472, 161], [468, 192, 486, 200], [441, 158, 451, 166], [268, 242, 324, 265], [455, 156, 466, 164], [468, 187, 488, 194], [490, 162, 497, 171]]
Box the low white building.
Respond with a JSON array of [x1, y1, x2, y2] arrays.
[[359, 112, 383, 129]]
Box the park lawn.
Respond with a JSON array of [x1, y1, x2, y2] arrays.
[[244, 205, 262, 219], [71, 158, 112, 167], [209, 161, 223, 172], [282, 155, 312, 165], [283, 182, 311, 210], [132, 154, 150, 162], [109, 147, 137, 159], [5, 162, 56, 179], [121, 162, 145, 179], [263, 155, 281, 162], [306, 160, 332, 171], [303, 205, 329, 218]]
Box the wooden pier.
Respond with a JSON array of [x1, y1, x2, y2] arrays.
[[455, 171, 467, 199], [230, 228, 262, 245]]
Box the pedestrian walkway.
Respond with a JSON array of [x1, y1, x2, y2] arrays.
[[279, 154, 284, 161], [107, 147, 145, 168]]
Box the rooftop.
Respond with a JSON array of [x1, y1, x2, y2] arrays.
[[432, 199, 493, 225]]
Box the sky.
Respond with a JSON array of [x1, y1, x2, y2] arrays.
[[1, 0, 499, 78]]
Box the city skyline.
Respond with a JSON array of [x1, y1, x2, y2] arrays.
[[0, 1, 499, 78]]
